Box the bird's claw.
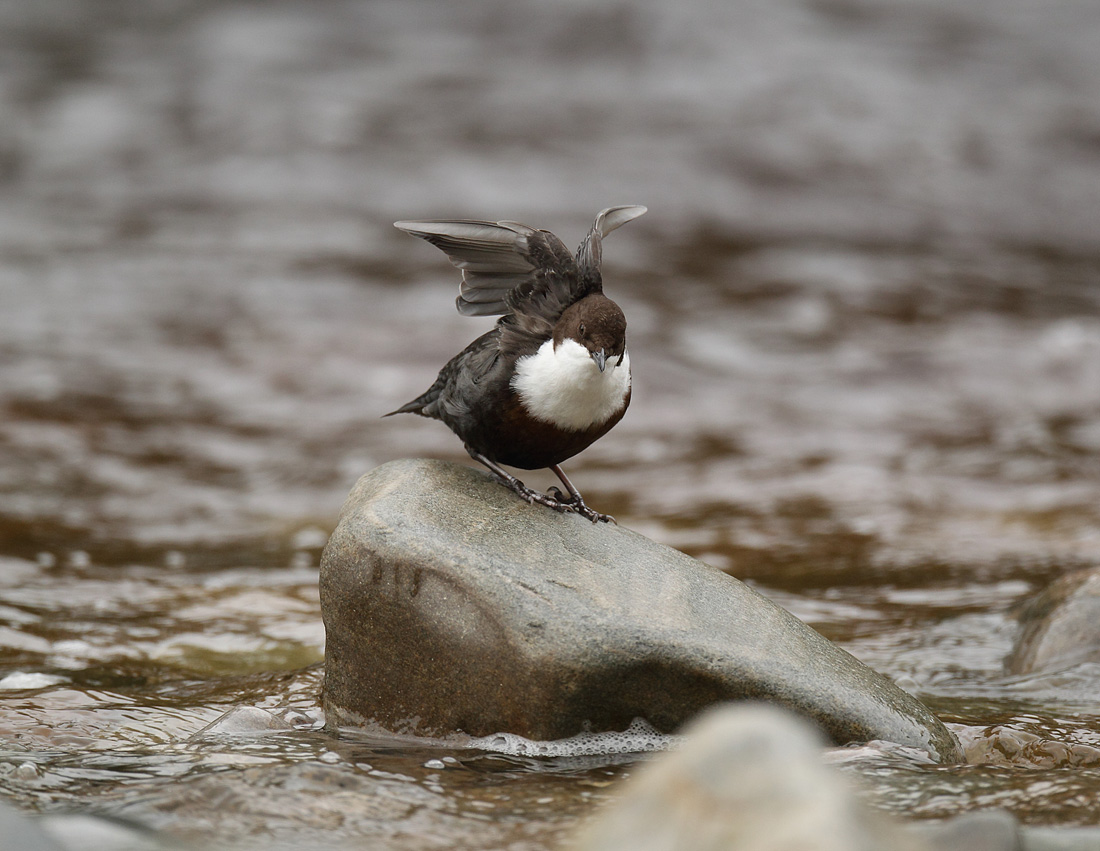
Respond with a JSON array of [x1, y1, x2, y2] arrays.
[[574, 503, 616, 524], [514, 484, 614, 523], [503, 480, 573, 514], [546, 487, 613, 523], [476, 457, 614, 523]]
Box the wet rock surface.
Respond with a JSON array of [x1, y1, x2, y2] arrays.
[[320, 459, 961, 762], [1006, 568, 1100, 676]]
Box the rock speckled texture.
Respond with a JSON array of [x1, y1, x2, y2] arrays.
[[320, 459, 961, 762]]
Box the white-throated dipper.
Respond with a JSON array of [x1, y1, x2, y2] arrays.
[[386, 205, 647, 523]]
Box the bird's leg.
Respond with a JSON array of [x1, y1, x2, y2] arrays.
[[466, 447, 574, 513], [550, 464, 615, 524]]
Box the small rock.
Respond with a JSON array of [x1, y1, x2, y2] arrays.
[[320, 460, 961, 762], [0, 800, 65, 851], [38, 812, 181, 851], [907, 810, 1021, 851], [1006, 567, 1100, 675], [568, 703, 927, 851], [572, 712, 1100, 851]]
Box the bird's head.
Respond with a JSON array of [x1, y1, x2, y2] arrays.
[[554, 294, 627, 373]]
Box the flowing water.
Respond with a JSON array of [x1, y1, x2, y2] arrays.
[[2, 0, 1100, 848]]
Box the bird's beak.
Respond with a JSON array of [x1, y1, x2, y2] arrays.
[[591, 348, 607, 372]]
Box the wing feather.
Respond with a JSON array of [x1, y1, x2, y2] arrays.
[[394, 206, 646, 331], [575, 205, 647, 285], [394, 218, 575, 319]]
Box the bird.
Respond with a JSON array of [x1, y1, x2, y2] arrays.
[[385, 205, 647, 523]]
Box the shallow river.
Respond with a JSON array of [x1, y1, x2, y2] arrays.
[[2, 0, 1100, 848]]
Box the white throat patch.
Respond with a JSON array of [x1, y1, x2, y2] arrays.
[[511, 339, 631, 432]]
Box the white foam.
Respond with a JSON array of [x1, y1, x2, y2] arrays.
[[0, 672, 67, 691], [470, 717, 680, 757]]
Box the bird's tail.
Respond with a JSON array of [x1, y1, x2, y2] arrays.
[[383, 399, 425, 417], [382, 383, 442, 418]]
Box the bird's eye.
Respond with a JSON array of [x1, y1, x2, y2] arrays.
[[579, 322, 586, 335]]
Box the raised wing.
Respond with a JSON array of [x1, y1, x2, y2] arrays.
[[393, 218, 574, 319], [393, 220, 538, 316], [575, 205, 647, 286], [394, 206, 646, 325]]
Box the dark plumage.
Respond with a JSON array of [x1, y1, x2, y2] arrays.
[[386, 206, 646, 522]]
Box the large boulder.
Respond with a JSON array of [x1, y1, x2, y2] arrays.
[[320, 459, 961, 762]]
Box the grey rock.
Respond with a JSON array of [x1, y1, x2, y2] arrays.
[[568, 703, 927, 851], [36, 814, 186, 851], [913, 811, 1100, 851], [910, 810, 1023, 851], [569, 708, 1100, 851], [0, 799, 65, 851], [320, 459, 961, 762], [1006, 568, 1100, 675], [1022, 826, 1100, 851]]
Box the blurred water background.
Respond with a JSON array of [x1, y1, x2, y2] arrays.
[[2, 0, 1100, 848]]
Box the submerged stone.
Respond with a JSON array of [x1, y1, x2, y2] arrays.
[[1006, 567, 1100, 675], [190, 706, 295, 739], [320, 459, 961, 762]]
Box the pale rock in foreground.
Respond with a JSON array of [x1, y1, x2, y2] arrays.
[[567, 704, 927, 851], [568, 706, 1100, 851]]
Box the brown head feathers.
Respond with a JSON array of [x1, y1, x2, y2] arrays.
[[553, 294, 627, 362]]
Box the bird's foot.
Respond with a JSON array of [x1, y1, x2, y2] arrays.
[[500, 479, 612, 521], [465, 447, 564, 512], [507, 479, 576, 513], [547, 486, 573, 504], [572, 500, 616, 524], [549, 487, 615, 524], [466, 447, 614, 522]]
